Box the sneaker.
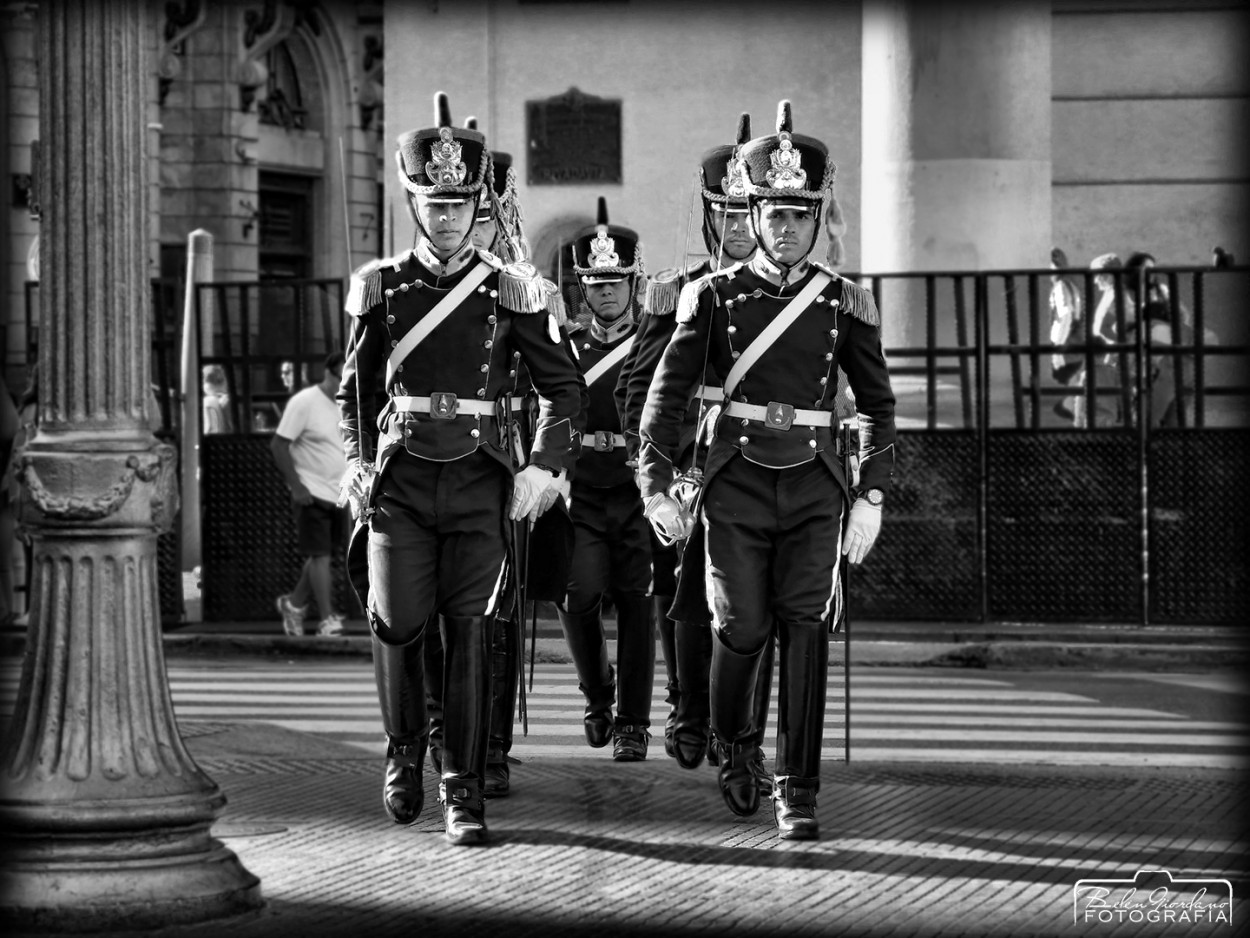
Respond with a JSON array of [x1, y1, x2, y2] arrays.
[[317, 613, 345, 637], [276, 594, 308, 636]]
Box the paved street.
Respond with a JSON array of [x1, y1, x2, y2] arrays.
[[1, 655, 1246, 937]]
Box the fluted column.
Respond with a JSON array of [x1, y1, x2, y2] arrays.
[[0, 0, 261, 929]]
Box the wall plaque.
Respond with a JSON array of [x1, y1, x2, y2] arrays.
[[527, 87, 621, 186]]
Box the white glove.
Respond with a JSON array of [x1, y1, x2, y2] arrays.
[[510, 464, 560, 523], [644, 492, 693, 546], [534, 469, 570, 516], [842, 499, 882, 565], [337, 459, 377, 521]]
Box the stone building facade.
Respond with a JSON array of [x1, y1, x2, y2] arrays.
[[2, 0, 1246, 390]]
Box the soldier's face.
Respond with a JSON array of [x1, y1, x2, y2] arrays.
[[756, 203, 817, 265], [585, 280, 628, 322], [470, 219, 497, 251], [719, 209, 755, 261], [413, 196, 475, 254]]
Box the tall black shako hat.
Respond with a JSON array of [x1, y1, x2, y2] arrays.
[[698, 111, 752, 255], [395, 92, 490, 205], [737, 100, 835, 263], [571, 197, 642, 285]]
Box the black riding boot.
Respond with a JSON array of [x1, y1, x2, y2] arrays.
[[750, 633, 777, 790], [654, 595, 679, 759], [672, 620, 712, 769], [709, 632, 766, 817], [772, 621, 829, 841], [612, 593, 655, 762], [424, 629, 444, 775], [439, 615, 493, 845], [485, 612, 519, 798], [558, 601, 615, 748], [372, 631, 429, 826]]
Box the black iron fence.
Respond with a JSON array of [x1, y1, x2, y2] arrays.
[[845, 264, 1249, 625], [22, 267, 1249, 626]]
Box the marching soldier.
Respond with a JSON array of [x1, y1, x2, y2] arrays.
[[338, 92, 580, 845], [558, 197, 656, 762], [617, 113, 776, 772], [638, 101, 897, 840]]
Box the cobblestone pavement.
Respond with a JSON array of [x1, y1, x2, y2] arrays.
[[12, 717, 1237, 938]]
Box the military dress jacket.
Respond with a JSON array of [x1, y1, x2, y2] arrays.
[[638, 259, 897, 503], [338, 247, 581, 478], [572, 324, 637, 489], [617, 259, 716, 466]]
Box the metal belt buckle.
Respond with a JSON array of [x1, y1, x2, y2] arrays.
[[429, 392, 458, 419], [593, 431, 616, 452], [764, 401, 795, 432]]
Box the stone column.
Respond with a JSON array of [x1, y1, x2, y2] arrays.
[[862, 0, 1052, 347], [0, 1, 261, 929]]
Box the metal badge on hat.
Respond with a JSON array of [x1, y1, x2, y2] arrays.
[[766, 132, 807, 190], [721, 155, 749, 199], [589, 226, 620, 268], [426, 128, 467, 185]]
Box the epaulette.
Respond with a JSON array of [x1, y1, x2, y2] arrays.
[[675, 264, 740, 324], [643, 268, 682, 317], [833, 274, 881, 328], [345, 254, 403, 317], [495, 257, 549, 314]]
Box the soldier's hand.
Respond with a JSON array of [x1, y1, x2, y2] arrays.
[[289, 480, 314, 508], [338, 460, 376, 520], [644, 493, 692, 546], [510, 464, 560, 523], [534, 469, 570, 516], [842, 499, 882, 565]]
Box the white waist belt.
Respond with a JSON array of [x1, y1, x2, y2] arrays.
[[723, 400, 834, 429], [582, 431, 626, 452], [393, 395, 524, 418]]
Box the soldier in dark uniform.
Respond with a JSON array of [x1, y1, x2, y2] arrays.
[[421, 137, 550, 801], [337, 93, 580, 845], [558, 197, 656, 762], [639, 101, 896, 840], [617, 114, 778, 773]]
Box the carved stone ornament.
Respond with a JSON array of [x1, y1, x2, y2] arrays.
[[766, 132, 808, 190], [16, 443, 180, 533]]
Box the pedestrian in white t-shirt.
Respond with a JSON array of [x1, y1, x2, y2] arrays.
[[271, 352, 349, 636]]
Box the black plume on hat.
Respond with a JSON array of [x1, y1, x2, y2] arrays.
[[736, 113, 751, 145]]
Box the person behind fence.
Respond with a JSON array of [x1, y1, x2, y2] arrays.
[[1047, 246, 1084, 421], [617, 112, 776, 773], [202, 364, 233, 434], [556, 196, 657, 763], [271, 352, 350, 638], [638, 101, 897, 841], [337, 92, 580, 846]]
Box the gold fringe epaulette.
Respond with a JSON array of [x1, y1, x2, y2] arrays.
[[836, 276, 881, 328], [643, 268, 682, 317], [345, 257, 390, 317], [496, 260, 549, 314], [544, 280, 569, 326], [676, 276, 713, 324]]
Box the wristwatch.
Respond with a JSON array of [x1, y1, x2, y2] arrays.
[[857, 487, 884, 507]]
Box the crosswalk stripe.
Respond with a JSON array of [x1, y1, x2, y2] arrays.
[[3, 661, 1247, 769]]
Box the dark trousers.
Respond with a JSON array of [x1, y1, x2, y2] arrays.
[[368, 451, 508, 783], [561, 482, 655, 725], [701, 456, 843, 779]]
